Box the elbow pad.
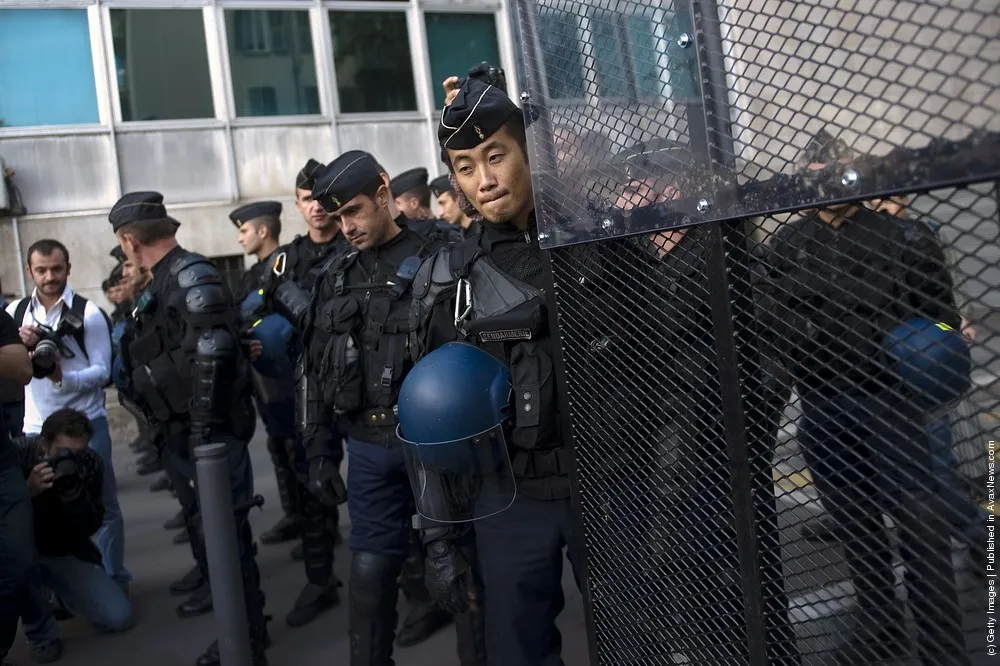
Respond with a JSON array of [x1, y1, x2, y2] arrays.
[[191, 328, 239, 432]]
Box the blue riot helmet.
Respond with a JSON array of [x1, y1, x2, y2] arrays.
[[397, 342, 516, 523], [249, 313, 300, 379], [882, 318, 972, 409]]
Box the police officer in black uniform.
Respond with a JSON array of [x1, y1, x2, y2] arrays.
[[271, 149, 478, 666], [409, 78, 582, 666], [253, 164, 351, 625], [390, 168, 463, 245], [756, 145, 970, 664], [230, 202, 303, 552], [430, 175, 478, 239], [110, 192, 268, 666], [588, 139, 773, 663]]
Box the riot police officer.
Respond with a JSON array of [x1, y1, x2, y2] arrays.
[[408, 78, 583, 666], [231, 202, 303, 552], [429, 175, 477, 238], [597, 139, 768, 663], [271, 150, 478, 665], [390, 168, 463, 245], [110, 192, 268, 666], [756, 146, 971, 664], [255, 164, 351, 625]]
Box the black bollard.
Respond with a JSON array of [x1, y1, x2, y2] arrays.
[[195, 442, 253, 666]]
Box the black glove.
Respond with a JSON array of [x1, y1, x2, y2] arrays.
[[308, 457, 347, 507], [424, 538, 474, 615]]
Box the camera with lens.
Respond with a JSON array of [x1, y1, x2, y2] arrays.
[[42, 448, 86, 503], [458, 62, 507, 94], [30, 312, 83, 378]]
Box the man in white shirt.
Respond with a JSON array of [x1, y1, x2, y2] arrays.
[[5, 239, 131, 594]]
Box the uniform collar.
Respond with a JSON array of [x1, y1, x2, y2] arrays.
[[481, 210, 538, 251], [151, 245, 187, 278]]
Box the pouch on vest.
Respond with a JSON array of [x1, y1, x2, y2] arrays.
[[321, 297, 363, 414], [507, 341, 556, 451]]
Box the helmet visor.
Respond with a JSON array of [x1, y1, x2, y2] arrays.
[[399, 423, 516, 523]]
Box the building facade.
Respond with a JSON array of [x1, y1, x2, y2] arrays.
[[1, 0, 997, 319], [0, 0, 520, 306]]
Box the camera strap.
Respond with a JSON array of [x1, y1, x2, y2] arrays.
[[13, 295, 113, 363]]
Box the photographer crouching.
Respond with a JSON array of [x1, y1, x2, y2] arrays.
[[17, 409, 133, 662]]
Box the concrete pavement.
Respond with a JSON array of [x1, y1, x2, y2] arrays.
[[5, 423, 590, 666]]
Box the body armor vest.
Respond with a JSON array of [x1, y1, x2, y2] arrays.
[[412, 240, 558, 453]]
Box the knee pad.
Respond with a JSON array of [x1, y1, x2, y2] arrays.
[[350, 552, 402, 615]]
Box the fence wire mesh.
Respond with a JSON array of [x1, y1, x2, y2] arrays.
[[511, 0, 1000, 664]]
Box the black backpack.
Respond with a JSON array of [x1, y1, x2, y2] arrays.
[[13, 294, 116, 387]]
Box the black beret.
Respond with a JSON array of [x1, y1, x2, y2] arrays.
[[296, 158, 326, 191], [109, 246, 126, 263], [108, 191, 181, 232], [311, 150, 382, 213], [229, 201, 282, 229], [429, 175, 454, 198], [439, 78, 519, 151], [390, 168, 429, 197], [617, 139, 689, 182]]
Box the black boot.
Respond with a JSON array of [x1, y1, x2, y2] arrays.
[[350, 551, 403, 666], [286, 581, 341, 627], [150, 475, 171, 493], [260, 515, 299, 545], [260, 437, 301, 545], [169, 565, 205, 596], [164, 510, 186, 531], [177, 584, 213, 618], [136, 456, 163, 476], [291, 542, 304, 561], [173, 530, 191, 545]]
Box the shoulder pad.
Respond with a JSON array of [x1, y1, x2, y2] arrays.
[[177, 259, 223, 289], [412, 248, 455, 300]]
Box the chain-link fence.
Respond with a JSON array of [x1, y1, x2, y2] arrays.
[[511, 0, 1000, 663]]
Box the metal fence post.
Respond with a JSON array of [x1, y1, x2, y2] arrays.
[[195, 442, 252, 666]]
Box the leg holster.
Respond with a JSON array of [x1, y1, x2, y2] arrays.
[[349, 551, 402, 666]]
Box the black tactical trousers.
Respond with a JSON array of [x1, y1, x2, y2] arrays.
[[474, 489, 583, 666], [163, 438, 266, 630], [801, 389, 968, 665]]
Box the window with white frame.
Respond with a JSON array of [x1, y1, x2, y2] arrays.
[[0, 8, 100, 128], [226, 9, 321, 117], [234, 10, 288, 55], [329, 11, 417, 114], [111, 8, 215, 122], [425, 13, 502, 110]]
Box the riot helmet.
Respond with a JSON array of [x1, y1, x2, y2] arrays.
[[882, 318, 971, 409], [397, 342, 517, 522]]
